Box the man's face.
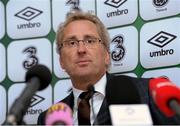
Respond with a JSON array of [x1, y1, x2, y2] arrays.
[[59, 20, 110, 78]]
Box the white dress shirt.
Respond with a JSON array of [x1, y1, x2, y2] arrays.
[[72, 73, 107, 125]]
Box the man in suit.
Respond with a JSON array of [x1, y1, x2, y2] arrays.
[[38, 11, 179, 125]]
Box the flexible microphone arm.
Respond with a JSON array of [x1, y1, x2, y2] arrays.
[[4, 64, 51, 125]]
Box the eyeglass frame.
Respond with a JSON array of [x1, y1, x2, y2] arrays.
[[59, 36, 102, 50]]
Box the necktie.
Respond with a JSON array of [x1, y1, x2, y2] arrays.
[[78, 91, 93, 125]]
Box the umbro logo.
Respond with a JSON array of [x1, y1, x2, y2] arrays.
[[105, 0, 128, 19], [147, 31, 176, 48], [30, 94, 45, 107], [15, 7, 43, 21], [148, 31, 176, 58], [104, 0, 127, 8]]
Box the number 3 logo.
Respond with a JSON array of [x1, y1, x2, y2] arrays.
[[22, 46, 39, 70], [111, 35, 125, 62]]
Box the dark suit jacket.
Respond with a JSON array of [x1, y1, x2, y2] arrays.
[[37, 74, 180, 125]]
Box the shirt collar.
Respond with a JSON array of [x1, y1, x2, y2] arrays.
[[94, 73, 106, 96], [72, 73, 107, 100]]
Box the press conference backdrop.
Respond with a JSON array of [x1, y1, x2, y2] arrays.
[[0, 0, 180, 124]]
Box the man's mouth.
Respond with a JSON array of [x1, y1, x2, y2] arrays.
[[76, 60, 91, 66]]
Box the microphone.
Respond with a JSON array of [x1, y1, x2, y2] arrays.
[[149, 77, 180, 117], [4, 64, 52, 125], [45, 102, 73, 125]]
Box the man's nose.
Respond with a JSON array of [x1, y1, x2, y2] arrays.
[[77, 41, 87, 53]]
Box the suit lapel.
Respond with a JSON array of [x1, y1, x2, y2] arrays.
[[93, 73, 112, 125], [61, 92, 74, 110], [93, 98, 112, 125]]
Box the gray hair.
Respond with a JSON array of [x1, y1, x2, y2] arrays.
[[56, 11, 110, 54]]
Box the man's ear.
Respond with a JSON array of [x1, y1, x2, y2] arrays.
[[105, 51, 110, 66]]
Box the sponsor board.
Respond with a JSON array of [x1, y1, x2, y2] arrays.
[[139, 0, 179, 21], [97, 0, 138, 28], [52, 0, 95, 32], [0, 1, 5, 39], [0, 43, 6, 82], [109, 26, 138, 73], [140, 18, 180, 69], [0, 85, 6, 124], [6, 0, 51, 39], [7, 38, 52, 82]]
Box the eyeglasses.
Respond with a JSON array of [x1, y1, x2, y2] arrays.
[[60, 37, 102, 49]]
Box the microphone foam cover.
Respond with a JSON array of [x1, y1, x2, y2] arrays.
[[25, 64, 52, 91], [149, 78, 180, 117], [45, 102, 73, 125]]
